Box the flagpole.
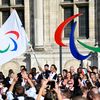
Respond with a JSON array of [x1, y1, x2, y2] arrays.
[[28, 44, 40, 67], [32, 51, 40, 67], [80, 60, 83, 68], [59, 46, 62, 73]]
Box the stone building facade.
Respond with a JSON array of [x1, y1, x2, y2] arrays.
[[0, 0, 96, 76], [95, 0, 100, 70]]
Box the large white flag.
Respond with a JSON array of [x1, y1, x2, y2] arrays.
[[0, 10, 28, 65]]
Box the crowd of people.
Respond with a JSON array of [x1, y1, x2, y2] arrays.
[[0, 63, 100, 100]]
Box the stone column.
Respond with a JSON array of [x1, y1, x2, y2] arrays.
[[49, 0, 57, 44], [43, 0, 50, 46], [89, 0, 95, 40], [24, 0, 30, 40], [34, 0, 44, 48]]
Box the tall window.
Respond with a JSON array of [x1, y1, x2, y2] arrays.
[[79, 6, 89, 38], [0, 0, 24, 26], [61, 0, 89, 38], [2, 0, 10, 5], [2, 11, 10, 24], [17, 10, 24, 26], [64, 7, 73, 37]]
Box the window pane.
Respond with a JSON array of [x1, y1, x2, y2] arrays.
[[79, 6, 89, 38], [2, 11, 10, 24], [64, 0, 73, 2], [16, 0, 24, 5], [2, 0, 10, 5], [17, 10, 24, 27], [64, 7, 73, 37]]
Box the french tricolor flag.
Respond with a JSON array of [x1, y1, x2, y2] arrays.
[[82, 68, 87, 75]]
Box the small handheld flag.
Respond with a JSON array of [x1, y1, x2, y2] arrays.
[[82, 68, 87, 75]]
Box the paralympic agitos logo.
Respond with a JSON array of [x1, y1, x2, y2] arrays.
[[0, 31, 19, 53], [54, 14, 100, 60]]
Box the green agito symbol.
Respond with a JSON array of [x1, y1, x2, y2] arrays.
[[77, 40, 100, 52]]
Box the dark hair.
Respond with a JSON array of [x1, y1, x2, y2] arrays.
[[8, 69, 14, 76], [51, 64, 57, 71], [67, 71, 73, 79], [20, 65, 25, 68], [90, 72, 96, 77], [25, 97, 35, 100], [77, 67, 82, 73], [63, 69, 68, 73], [0, 72, 5, 85], [0, 72, 5, 79], [44, 64, 49, 67], [2, 94, 7, 100], [87, 91, 94, 100], [9, 69, 14, 73], [85, 80, 92, 90], [21, 68, 27, 72], [92, 66, 97, 69], [31, 67, 36, 76], [32, 67, 36, 71], [15, 86, 25, 96], [35, 84, 41, 94], [57, 73, 63, 83], [44, 91, 57, 100], [61, 88, 71, 99]]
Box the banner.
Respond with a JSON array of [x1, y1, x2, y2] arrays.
[[0, 10, 28, 65]]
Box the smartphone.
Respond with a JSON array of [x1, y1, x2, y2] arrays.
[[47, 81, 55, 90]]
